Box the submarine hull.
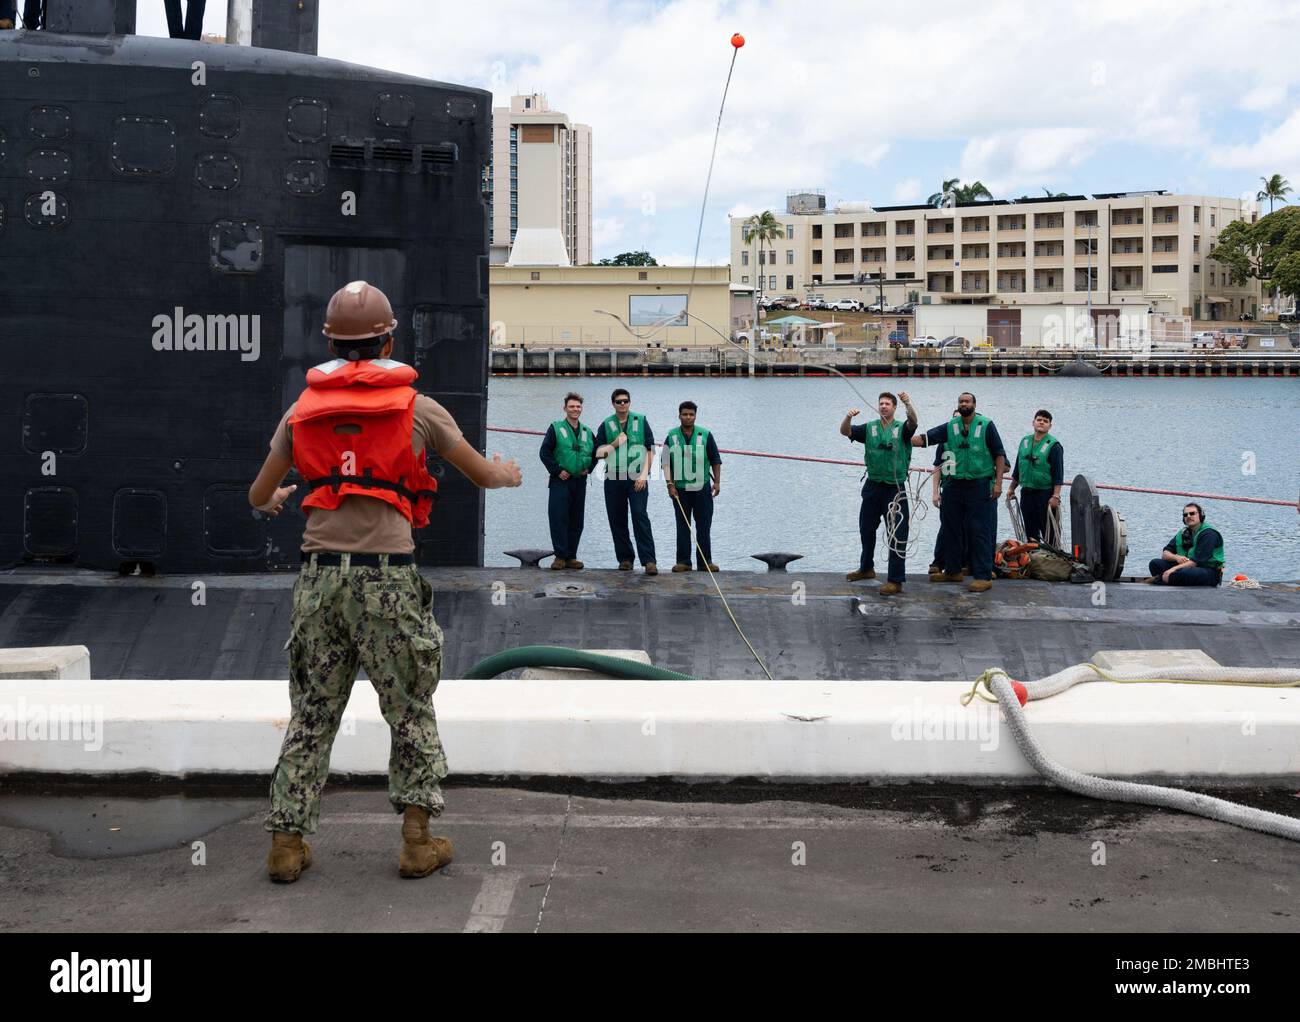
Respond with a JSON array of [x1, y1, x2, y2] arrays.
[[1, 31, 491, 572]]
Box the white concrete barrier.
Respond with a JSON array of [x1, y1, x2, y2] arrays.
[[0, 646, 91, 680], [0, 676, 1296, 780]]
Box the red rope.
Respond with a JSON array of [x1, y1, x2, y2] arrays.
[[487, 426, 1297, 508]]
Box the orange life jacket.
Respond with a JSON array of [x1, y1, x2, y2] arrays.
[[288, 358, 438, 527]]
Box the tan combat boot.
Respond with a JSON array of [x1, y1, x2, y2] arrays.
[[846, 569, 876, 582], [399, 806, 454, 878], [267, 831, 312, 883], [967, 579, 993, 593]]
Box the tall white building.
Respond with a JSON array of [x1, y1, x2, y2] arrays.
[[489, 94, 592, 266]]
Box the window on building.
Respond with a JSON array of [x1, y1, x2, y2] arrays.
[[1152, 265, 1177, 273], [1210, 213, 1216, 227], [769, 275, 776, 290], [741, 275, 749, 284], [812, 225, 822, 239], [1193, 207, 1200, 223], [638, 271, 648, 280], [530, 271, 540, 281], [786, 250, 794, 264], [786, 224, 794, 239], [741, 251, 748, 265], [1210, 271, 1216, 284], [1193, 237, 1200, 253], [1193, 264, 1200, 273], [786, 275, 794, 289], [812, 251, 822, 264], [758, 250, 765, 265]]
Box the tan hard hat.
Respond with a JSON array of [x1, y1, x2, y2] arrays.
[[322, 280, 398, 341]]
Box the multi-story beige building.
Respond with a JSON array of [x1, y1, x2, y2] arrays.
[[489, 94, 592, 266], [730, 189, 1260, 323]]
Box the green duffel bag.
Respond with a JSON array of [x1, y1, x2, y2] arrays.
[[1025, 546, 1074, 582]]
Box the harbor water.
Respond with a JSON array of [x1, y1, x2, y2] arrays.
[[484, 377, 1300, 581]]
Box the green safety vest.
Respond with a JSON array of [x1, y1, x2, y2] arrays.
[[603, 411, 648, 479], [1173, 522, 1225, 569], [665, 426, 712, 490], [551, 418, 594, 476], [1017, 432, 1057, 491], [862, 418, 911, 485], [945, 414, 995, 480]]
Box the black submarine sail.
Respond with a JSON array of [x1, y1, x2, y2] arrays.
[[1, 0, 491, 573]]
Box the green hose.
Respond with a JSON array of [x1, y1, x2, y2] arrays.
[[464, 645, 693, 680]]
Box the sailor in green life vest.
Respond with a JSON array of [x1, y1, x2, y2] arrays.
[[840, 391, 918, 596], [1005, 409, 1064, 545], [1148, 503, 1225, 586], [912, 391, 1008, 593], [663, 400, 723, 572], [539, 392, 597, 569], [593, 387, 658, 575]]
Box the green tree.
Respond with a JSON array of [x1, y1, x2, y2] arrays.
[[927, 178, 959, 207], [1209, 205, 1300, 299], [928, 179, 993, 207], [1042, 188, 1070, 198], [597, 251, 658, 266], [742, 210, 784, 311], [1256, 173, 1292, 214]]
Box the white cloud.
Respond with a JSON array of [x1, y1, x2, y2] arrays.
[[593, 216, 627, 250], [130, 0, 1300, 259], [1207, 109, 1300, 170], [892, 178, 923, 203], [852, 143, 890, 169], [958, 128, 1098, 196]]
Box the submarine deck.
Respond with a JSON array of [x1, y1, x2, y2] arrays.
[[0, 565, 1297, 681]]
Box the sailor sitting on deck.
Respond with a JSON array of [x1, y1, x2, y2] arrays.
[[1147, 503, 1224, 586]]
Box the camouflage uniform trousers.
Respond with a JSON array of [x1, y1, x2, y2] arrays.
[[264, 554, 447, 835]]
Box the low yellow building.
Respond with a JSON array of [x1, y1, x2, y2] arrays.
[[489, 265, 731, 348]]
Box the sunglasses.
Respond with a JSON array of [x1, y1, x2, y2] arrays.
[[614, 398, 630, 405], [1183, 511, 1199, 518]]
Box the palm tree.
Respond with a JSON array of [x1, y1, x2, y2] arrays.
[[1042, 188, 1070, 198], [928, 178, 960, 208], [953, 181, 993, 203], [742, 210, 784, 320], [1256, 175, 1292, 313], [928, 179, 993, 207], [1257, 173, 1291, 214]]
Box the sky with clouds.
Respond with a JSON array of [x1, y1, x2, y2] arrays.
[[138, 0, 1300, 264]]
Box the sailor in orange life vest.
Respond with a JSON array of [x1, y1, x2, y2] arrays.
[[247, 280, 521, 883]]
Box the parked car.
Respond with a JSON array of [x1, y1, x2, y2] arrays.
[[774, 295, 800, 310], [1279, 310, 1299, 323], [911, 334, 941, 347], [937, 335, 966, 349], [863, 300, 887, 314], [887, 328, 909, 344], [894, 302, 917, 315], [826, 298, 860, 311], [803, 295, 829, 310]]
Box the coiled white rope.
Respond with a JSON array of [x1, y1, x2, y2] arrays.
[[964, 663, 1300, 842]]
